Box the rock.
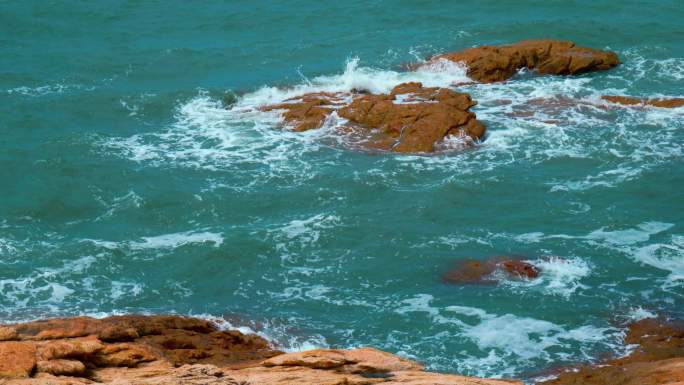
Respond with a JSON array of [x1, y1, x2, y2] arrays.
[[36, 359, 87, 376], [0, 342, 37, 378], [0, 315, 523, 385], [602, 95, 684, 108], [261, 82, 486, 153], [262, 349, 347, 369], [38, 337, 104, 360], [426, 40, 620, 83], [542, 319, 684, 385], [14, 317, 103, 340], [500, 260, 540, 279], [262, 347, 421, 373], [93, 343, 159, 367], [443, 260, 498, 284], [443, 258, 541, 284], [0, 327, 18, 341]]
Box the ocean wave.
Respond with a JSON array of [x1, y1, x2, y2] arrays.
[[393, 294, 623, 378]]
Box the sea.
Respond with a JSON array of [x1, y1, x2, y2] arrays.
[[1, 1, 683, 382]]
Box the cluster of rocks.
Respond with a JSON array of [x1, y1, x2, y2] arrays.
[[262, 82, 485, 153], [257, 39, 683, 154], [0, 315, 521, 385]]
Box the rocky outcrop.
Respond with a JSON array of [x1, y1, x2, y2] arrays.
[[262, 82, 486, 153], [443, 257, 540, 284], [602, 95, 684, 108], [542, 318, 684, 385], [425, 40, 620, 83], [0, 315, 522, 385]]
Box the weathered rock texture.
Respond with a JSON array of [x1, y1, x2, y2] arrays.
[[262, 82, 486, 153], [0, 315, 522, 385], [542, 318, 684, 385], [443, 257, 540, 284], [602, 95, 684, 108], [426, 40, 620, 83]]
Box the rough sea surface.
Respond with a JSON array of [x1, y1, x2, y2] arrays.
[[1, 1, 683, 381]]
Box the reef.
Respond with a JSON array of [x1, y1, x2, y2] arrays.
[[0, 315, 522, 385], [262, 82, 486, 153], [424, 39, 620, 83]]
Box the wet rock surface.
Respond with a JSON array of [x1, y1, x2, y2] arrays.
[[0, 315, 523, 385], [426, 40, 620, 83], [602, 95, 684, 108], [542, 318, 684, 385], [443, 257, 541, 284], [262, 82, 486, 153]]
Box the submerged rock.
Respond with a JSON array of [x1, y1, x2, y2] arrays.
[[602, 95, 684, 108], [262, 82, 486, 153], [542, 318, 684, 385], [425, 40, 620, 83], [443, 257, 540, 284], [0, 315, 523, 385]]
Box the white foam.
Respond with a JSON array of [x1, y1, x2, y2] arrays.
[[0, 238, 17, 256], [5, 83, 91, 97], [131, 231, 224, 250], [270, 214, 340, 251], [393, 296, 621, 377], [83, 230, 224, 251], [587, 222, 674, 246], [633, 236, 684, 284], [194, 313, 329, 353], [627, 307, 657, 321], [511, 257, 592, 298]]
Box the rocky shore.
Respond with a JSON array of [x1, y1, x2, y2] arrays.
[[0, 314, 682, 384], [0, 315, 521, 385]]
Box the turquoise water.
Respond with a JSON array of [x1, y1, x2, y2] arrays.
[[1, 1, 683, 381]]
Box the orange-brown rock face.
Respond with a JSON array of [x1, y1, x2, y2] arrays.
[[426, 40, 620, 83], [443, 257, 540, 284], [0, 315, 523, 385], [602, 95, 684, 108], [262, 82, 486, 153], [0, 315, 278, 381], [542, 319, 684, 385]]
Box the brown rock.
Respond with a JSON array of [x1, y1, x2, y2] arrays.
[[36, 359, 87, 376], [602, 95, 684, 108], [14, 317, 103, 340], [501, 260, 540, 279], [0, 327, 18, 341], [0, 342, 37, 378], [38, 337, 104, 360], [426, 40, 620, 83], [443, 260, 498, 284], [93, 343, 159, 367], [262, 82, 486, 153], [443, 257, 541, 284]]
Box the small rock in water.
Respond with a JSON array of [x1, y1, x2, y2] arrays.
[[443, 257, 541, 284]]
